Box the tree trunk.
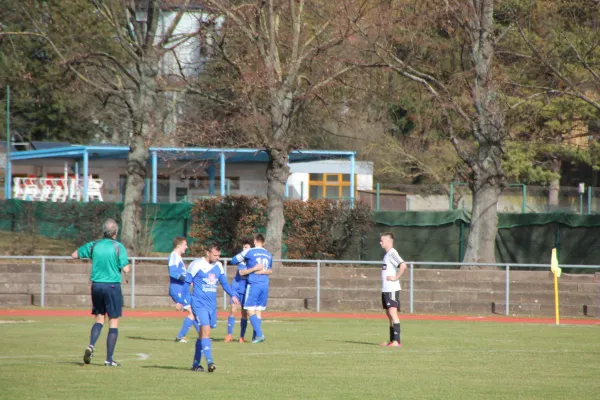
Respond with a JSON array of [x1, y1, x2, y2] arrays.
[[120, 60, 159, 254], [548, 158, 561, 210], [460, 0, 505, 267], [121, 133, 149, 254], [264, 147, 289, 259], [463, 178, 501, 266]]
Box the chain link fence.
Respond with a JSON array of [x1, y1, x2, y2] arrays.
[[373, 183, 600, 213]]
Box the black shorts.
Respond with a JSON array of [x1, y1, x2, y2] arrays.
[[91, 282, 123, 318], [381, 291, 400, 310]]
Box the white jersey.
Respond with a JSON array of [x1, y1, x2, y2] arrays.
[[381, 248, 403, 292]]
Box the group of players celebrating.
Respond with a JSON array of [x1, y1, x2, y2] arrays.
[[167, 233, 273, 372]]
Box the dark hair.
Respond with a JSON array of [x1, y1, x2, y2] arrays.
[[173, 236, 187, 249], [380, 232, 394, 240], [206, 242, 221, 252], [254, 233, 265, 243], [241, 238, 253, 247]]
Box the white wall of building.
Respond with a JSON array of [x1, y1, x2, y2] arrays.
[[8, 158, 373, 203]]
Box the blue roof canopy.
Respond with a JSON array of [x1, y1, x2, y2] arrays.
[[8, 145, 355, 163]]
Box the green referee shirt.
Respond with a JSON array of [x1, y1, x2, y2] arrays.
[[77, 239, 129, 283]]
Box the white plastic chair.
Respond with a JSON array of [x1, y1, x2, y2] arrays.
[[50, 179, 68, 202], [39, 178, 54, 201], [68, 178, 81, 201], [12, 178, 24, 200], [88, 178, 103, 201], [23, 177, 41, 201]]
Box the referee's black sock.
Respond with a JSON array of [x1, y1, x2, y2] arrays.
[[393, 323, 400, 343], [106, 328, 118, 362], [389, 326, 394, 343]]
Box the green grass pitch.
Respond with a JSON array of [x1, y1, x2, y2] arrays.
[[1, 315, 599, 399]]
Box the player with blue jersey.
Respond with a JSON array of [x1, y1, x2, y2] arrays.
[[225, 239, 253, 343], [230, 233, 272, 344], [168, 237, 198, 343], [187, 243, 239, 372]]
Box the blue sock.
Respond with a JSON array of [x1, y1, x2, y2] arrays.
[[240, 318, 248, 339], [106, 328, 118, 362], [249, 315, 262, 338], [89, 322, 103, 347], [227, 316, 235, 335], [193, 339, 203, 367], [178, 318, 194, 339], [201, 338, 213, 365]]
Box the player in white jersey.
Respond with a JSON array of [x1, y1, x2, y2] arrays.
[[379, 232, 406, 347]]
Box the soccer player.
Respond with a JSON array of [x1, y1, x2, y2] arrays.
[[225, 238, 253, 343], [187, 243, 239, 372], [379, 232, 407, 347], [72, 219, 130, 367], [168, 236, 198, 343], [230, 233, 272, 344]]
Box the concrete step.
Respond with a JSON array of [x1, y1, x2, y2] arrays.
[[0, 294, 32, 306]]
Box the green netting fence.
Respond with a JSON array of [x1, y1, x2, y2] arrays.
[[2, 200, 600, 267], [367, 210, 600, 268]]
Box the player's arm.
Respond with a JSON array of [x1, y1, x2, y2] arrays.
[[238, 264, 262, 276], [229, 249, 248, 266], [218, 270, 239, 304], [167, 255, 186, 281], [254, 268, 272, 275], [72, 242, 93, 259], [386, 252, 406, 281], [118, 244, 131, 274]]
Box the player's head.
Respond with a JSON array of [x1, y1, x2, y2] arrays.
[[173, 236, 188, 254], [242, 238, 252, 251], [103, 219, 119, 239], [253, 233, 265, 247], [205, 242, 221, 263], [380, 232, 394, 251]]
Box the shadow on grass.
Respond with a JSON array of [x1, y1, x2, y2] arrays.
[[127, 336, 174, 342], [128, 335, 225, 342], [328, 340, 381, 347], [141, 365, 192, 371], [58, 361, 99, 367]]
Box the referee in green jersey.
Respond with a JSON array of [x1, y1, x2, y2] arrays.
[[72, 219, 130, 367]]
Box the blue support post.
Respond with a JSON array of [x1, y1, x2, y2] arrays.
[[5, 85, 10, 199], [588, 186, 592, 215], [5, 159, 11, 200], [376, 183, 380, 211], [220, 152, 225, 196], [152, 151, 157, 203], [83, 151, 89, 202], [144, 178, 150, 202], [207, 162, 215, 196], [350, 153, 355, 207]]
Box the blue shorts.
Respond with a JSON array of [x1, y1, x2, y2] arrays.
[[230, 281, 247, 306], [192, 306, 217, 329], [244, 284, 269, 311], [91, 282, 123, 318], [169, 289, 191, 309]]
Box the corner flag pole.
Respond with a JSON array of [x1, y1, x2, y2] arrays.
[[551, 248, 561, 325]]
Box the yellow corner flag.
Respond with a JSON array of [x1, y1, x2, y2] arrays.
[[551, 248, 561, 325], [551, 248, 562, 278]]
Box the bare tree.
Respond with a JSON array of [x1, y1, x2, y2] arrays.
[[1, 0, 211, 253], [362, 0, 511, 264], [196, 0, 375, 258]]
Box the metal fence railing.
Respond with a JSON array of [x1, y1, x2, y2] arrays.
[[1, 256, 599, 316]]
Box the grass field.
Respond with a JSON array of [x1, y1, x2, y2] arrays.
[[1, 314, 599, 400]]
